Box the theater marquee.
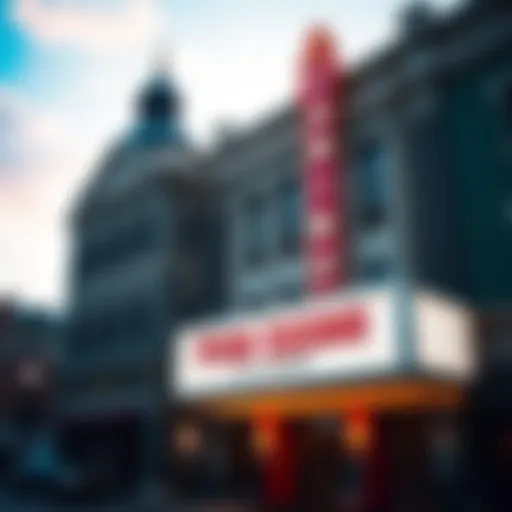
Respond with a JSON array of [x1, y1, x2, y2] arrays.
[[173, 288, 399, 398]]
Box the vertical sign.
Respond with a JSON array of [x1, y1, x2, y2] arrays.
[[298, 26, 347, 295]]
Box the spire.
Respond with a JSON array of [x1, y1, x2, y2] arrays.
[[152, 41, 173, 79], [137, 44, 179, 124], [133, 43, 186, 147]]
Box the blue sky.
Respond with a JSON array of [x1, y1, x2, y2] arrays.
[[0, 2, 29, 85], [0, 0, 460, 308]]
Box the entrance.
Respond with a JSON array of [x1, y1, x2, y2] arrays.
[[255, 413, 439, 512], [179, 381, 463, 511], [380, 415, 432, 512], [255, 417, 346, 512], [294, 418, 343, 512]]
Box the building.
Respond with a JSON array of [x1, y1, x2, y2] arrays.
[[169, 1, 512, 510], [63, 0, 512, 508], [61, 68, 222, 499], [0, 300, 60, 482]]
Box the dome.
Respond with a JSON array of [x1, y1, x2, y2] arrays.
[[137, 72, 180, 122], [131, 69, 187, 148]]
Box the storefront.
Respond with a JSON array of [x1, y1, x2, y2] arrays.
[[170, 285, 475, 510]]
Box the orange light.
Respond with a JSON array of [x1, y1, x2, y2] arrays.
[[344, 411, 373, 456], [252, 414, 279, 459], [172, 424, 203, 457], [200, 379, 462, 420]]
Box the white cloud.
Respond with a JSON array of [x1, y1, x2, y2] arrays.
[[0, 201, 65, 309], [0, 88, 80, 307], [0, 88, 66, 179], [14, 0, 160, 54]]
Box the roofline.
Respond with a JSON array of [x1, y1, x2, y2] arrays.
[[211, 0, 509, 157], [72, 0, 510, 213]]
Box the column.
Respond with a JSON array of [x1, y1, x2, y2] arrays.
[[253, 414, 298, 511], [344, 411, 386, 511]]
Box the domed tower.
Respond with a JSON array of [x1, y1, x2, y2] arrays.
[[133, 58, 187, 148]]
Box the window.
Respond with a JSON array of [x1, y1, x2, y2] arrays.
[[78, 234, 111, 277], [360, 257, 393, 282], [503, 84, 512, 125], [242, 195, 265, 267], [357, 140, 389, 228], [240, 292, 265, 311], [131, 219, 157, 256], [70, 319, 89, 356], [101, 313, 117, 345], [177, 250, 205, 302], [277, 179, 301, 256], [280, 281, 303, 303], [93, 314, 108, 346], [79, 239, 100, 278], [79, 217, 157, 279], [501, 84, 512, 158], [125, 302, 150, 338]]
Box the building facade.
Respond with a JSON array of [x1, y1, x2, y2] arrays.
[[61, 70, 223, 499], [63, 0, 512, 507], [171, 1, 512, 510]]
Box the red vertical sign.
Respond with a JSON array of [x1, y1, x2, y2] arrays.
[[298, 26, 347, 295]]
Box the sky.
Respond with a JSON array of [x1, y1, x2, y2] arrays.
[[0, 0, 460, 310]]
